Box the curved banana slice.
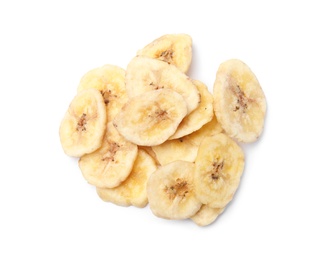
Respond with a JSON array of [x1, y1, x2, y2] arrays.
[[79, 122, 138, 188], [191, 205, 225, 227], [77, 64, 128, 122], [96, 149, 157, 207], [213, 59, 267, 142], [113, 89, 188, 146], [194, 133, 244, 208], [125, 56, 200, 114], [169, 79, 213, 139], [147, 161, 202, 220], [137, 34, 192, 73], [59, 88, 106, 157]]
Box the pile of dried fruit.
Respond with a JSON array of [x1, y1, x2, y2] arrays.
[[59, 34, 266, 226]]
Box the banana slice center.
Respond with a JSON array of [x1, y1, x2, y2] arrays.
[[102, 142, 120, 162], [158, 49, 174, 64], [210, 160, 225, 181], [164, 178, 189, 200], [101, 89, 117, 105], [76, 113, 87, 131], [231, 85, 248, 113]]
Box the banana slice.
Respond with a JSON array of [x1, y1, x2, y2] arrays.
[[113, 89, 188, 146], [77, 64, 128, 122], [194, 133, 244, 208], [169, 79, 213, 139], [191, 205, 225, 227], [152, 136, 198, 165], [152, 116, 223, 165], [147, 161, 202, 220], [213, 59, 267, 142], [125, 56, 200, 114], [59, 88, 106, 157], [96, 149, 157, 207], [137, 34, 192, 73], [79, 122, 138, 188]]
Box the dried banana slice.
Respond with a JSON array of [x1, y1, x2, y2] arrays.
[[137, 34, 192, 73], [194, 133, 244, 208], [152, 116, 223, 165], [96, 149, 157, 207], [147, 161, 202, 220], [152, 135, 198, 165], [125, 56, 200, 114], [77, 64, 128, 122], [113, 89, 188, 146], [213, 59, 266, 142], [59, 88, 106, 157], [191, 205, 225, 227], [169, 79, 213, 139], [79, 122, 138, 188]]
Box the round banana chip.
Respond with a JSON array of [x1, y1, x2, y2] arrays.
[[147, 160, 202, 220], [96, 149, 157, 208], [77, 64, 128, 122], [113, 89, 188, 146], [194, 133, 244, 208], [213, 59, 267, 142], [137, 33, 192, 73], [59, 88, 106, 157], [79, 122, 138, 188]]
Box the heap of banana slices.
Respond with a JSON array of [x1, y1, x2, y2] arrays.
[[59, 34, 267, 226]]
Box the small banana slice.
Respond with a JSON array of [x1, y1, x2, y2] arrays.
[[191, 205, 225, 227], [213, 59, 267, 142], [77, 64, 128, 122], [79, 122, 138, 188], [137, 34, 192, 73], [194, 133, 244, 208], [113, 89, 188, 146], [147, 161, 202, 220], [96, 149, 157, 207], [125, 56, 200, 114], [169, 79, 213, 139], [59, 88, 106, 157]]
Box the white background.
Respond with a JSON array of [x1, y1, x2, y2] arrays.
[[1, 0, 327, 259]]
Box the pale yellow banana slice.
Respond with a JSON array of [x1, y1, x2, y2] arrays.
[[147, 161, 202, 220], [152, 116, 223, 165], [96, 149, 157, 207], [191, 205, 225, 227], [113, 89, 188, 146], [79, 122, 138, 188], [213, 59, 267, 142], [137, 34, 192, 73], [59, 88, 106, 157], [77, 64, 128, 122], [125, 56, 200, 114], [169, 79, 213, 139], [152, 135, 198, 165], [194, 133, 244, 208]]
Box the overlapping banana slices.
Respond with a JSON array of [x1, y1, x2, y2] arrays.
[[59, 33, 267, 227]]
